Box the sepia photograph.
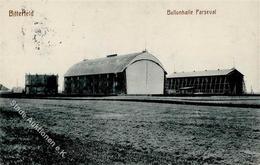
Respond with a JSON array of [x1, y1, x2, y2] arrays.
[[0, 0, 260, 164]]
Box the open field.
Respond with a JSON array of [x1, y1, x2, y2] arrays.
[[0, 98, 260, 164]]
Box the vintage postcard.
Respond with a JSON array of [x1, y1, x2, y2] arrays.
[[0, 0, 259, 164]]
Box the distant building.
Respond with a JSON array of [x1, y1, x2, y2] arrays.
[[64, 51, 166, 95], [25, 74, 58, 95], [11, 87, 24, 93], [0, 84, 9, 91], [166, 68, 245, 95]]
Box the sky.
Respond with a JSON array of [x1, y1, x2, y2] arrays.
[[0, 0, 259, 93]]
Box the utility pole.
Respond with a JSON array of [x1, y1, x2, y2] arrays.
[[172, 54, 176, 72], [232, 56, 236, 68], [251, 85, 254, 94]]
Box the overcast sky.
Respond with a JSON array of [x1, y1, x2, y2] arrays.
[[0, 0, 259, 93]]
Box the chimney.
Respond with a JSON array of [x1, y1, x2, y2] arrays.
[[107, 54, 117, 57]]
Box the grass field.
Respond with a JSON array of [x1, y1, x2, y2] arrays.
[[0, 98, 260, 164]]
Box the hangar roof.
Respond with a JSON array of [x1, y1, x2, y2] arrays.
[[64, 51, 166, 77], [167, 68, 243, 78]]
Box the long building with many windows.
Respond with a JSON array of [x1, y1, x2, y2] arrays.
[[166, 68, 245, 95]]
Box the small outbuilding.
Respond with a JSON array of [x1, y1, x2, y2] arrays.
[[0, 84, 9, 91], [25, 74, 58, 95], [64, 50, 166, 95]]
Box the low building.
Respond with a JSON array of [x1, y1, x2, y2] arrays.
[[25, 74, 58, 95], [64, 50, 166, 95], [166, 68, 245, 95], [11, 87, 24, 93], [0, 84, 9, 91]]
